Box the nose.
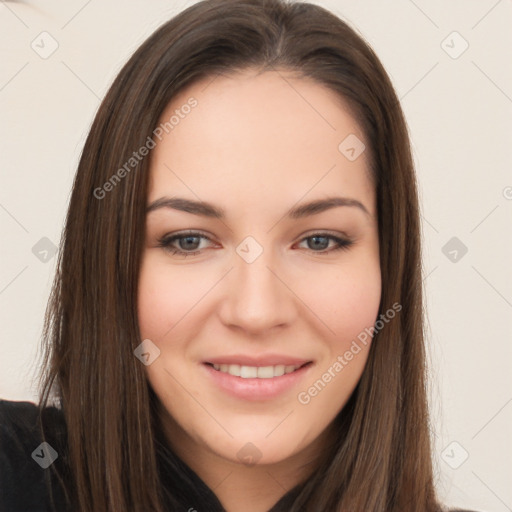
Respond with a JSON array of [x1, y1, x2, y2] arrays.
[[217, 244, 297, 335]]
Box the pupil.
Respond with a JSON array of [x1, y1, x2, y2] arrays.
[[181, 236, 199, 250], [310, 236, 328, 250]]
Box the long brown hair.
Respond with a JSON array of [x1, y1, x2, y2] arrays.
[[37, 0, 444, 510]]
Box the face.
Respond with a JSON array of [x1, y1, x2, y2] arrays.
[[138, 69, 381, 470]]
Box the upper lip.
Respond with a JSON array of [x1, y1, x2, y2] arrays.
[[204, 354, 313, 367]]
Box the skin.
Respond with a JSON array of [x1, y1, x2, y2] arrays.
[[137, 68, 381, 512]]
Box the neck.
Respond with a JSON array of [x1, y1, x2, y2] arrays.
[[157, 404, 337, 512]]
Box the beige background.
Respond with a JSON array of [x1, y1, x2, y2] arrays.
[[1, 1, 511, 511]]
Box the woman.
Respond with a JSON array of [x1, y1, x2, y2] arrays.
[[0, 0, 481, 510]]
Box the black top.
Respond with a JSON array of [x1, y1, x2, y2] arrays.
[[0, 398, 298, 511], [0, 399, 480, 512]]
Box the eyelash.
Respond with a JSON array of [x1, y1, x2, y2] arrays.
[[156, 230, 354, 257]]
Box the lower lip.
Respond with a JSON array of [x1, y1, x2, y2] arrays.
[[201, 362, 313, 401]]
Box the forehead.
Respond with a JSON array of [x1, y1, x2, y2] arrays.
[[148, 69, 374, 217]]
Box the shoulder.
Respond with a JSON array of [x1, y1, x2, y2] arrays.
[[0, 398, 70, 511], [0, 398, 66, 458]]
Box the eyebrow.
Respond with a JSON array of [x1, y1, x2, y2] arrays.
[[146, 195, 370, 219]]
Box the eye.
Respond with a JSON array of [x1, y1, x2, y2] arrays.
[[295, 233, 353, 255], [156, 231, 354, 257], [157, 230, 214, 257]]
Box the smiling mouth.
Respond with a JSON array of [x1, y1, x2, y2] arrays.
[[204, 361, 312, 379]]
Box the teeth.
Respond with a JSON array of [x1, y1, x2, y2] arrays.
[[211, 363, 302, 378]]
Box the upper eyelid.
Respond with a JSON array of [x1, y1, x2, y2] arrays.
[[160, 230, 350, 241], [160, 230, 352, 248]]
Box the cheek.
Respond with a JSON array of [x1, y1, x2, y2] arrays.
[[137, 259, 195, 403], [336, 269, 381, 342], [137, 257, 207, 342], [295, 252, 382, 348], [295, 266, 381, 417]]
